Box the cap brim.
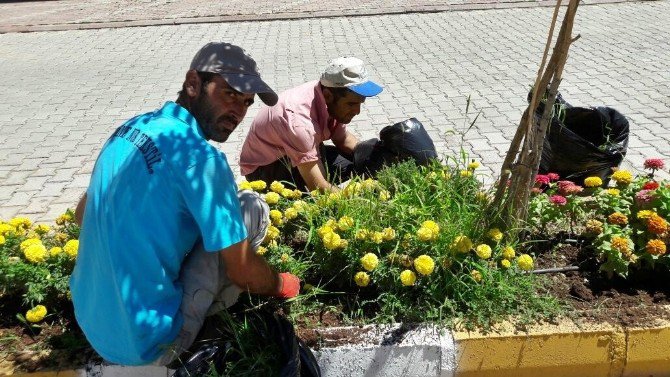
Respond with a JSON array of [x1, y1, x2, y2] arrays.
[[221, 73, 278, 106], [349, 80, 383, 97]]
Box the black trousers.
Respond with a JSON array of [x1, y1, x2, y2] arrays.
[[245, 144, 357, 191]]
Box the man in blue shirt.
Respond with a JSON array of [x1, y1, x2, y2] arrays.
[[70, 42, 300, 366]]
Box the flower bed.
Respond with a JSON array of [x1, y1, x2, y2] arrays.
[[1, 159, 669, 374]]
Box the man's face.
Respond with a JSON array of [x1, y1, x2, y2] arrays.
[[324, 89, 366, 124], [190, 75, 255, 143]]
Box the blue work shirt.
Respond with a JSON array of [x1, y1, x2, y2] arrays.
[[70, 102, 247, 365]]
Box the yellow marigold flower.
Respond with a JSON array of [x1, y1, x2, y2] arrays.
[[417, 227, 434, 242], [440, 170, 452, 180], [24, 243, 48, 263], [35, 224, 50, 234], [427, 171, 438, 180], [238, 180, 252, 191], [611, 170, 633, 185], [501, 246, 516, 260], [0, 223, 14, 236], [470, 270, 482, 282], [322, 232, 342, 250], [256, 246, 267, 256], [517, 254, 534, 271], [354, 271, 370, 287], [0, 235, 5, 246], [337, 216, 354, 231], [264, 192, 280, 205], [400, 254, 413, 267], [327, 192, 342, 204], [475, 244, 492, 259], [400, 270, 417, 286], [284, 207, 298, 220], [648, 214, 668, 235], [584, 176, 603, 188], [487, 228, 503, 242], [339, 238, 348, 249], [64, 239, 79, 259], [422, 220, 440, 234], [26, 305, 47, 323], [611, 236, 630, 254], [355, 229, 369, 241], [343, 182, 362, 197], [49, 247, 63, 257], [500, 259, 512, 269], [379, 190, 391, 201], [269, 210, 283, 226], [264, 225, 280, 243], [451, 235, 473, 253], [382, 227, 396, 241], [414, 255, 435, 276], [637, 210, 655, 220], [20, 238, 42, 251], [55, 212, 73, 225], [366, 231, 381, 244], [360, 253, 379, 272], [317, 225, 335, 238], [9, 217, 32, 229], [460, 170, 473, 177], [468, 160, 481, 170], [270, 181, 285, 193], [607, 212, 628, 226], [292, 200, 307, 211], [281, 188, 296, 198], [249, 180, 267, 191], [361, 178, 378, 191], [605, 188, 620, 196], [280, 253, 289, 263], [646, 239, 666, 256]]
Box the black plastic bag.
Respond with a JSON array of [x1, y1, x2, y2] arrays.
[[379, 118, 438, 166], [171, 309, 321, 377], [532, 92, 629, 184], [353, 118, 438, 176]]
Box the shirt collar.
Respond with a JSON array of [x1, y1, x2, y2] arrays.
[[158, 101, 206, 139]]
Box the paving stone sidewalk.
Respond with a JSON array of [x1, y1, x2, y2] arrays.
[[0, 0, 639, 33], [0, 1, 668, 222]]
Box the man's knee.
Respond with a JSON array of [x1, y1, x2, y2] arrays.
[[237, 190, 270, 249]]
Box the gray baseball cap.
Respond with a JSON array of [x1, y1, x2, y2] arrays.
[[190, 42, 278, 106]]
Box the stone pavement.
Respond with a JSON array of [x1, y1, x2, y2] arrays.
[[0, 1, 669, 222], [0, 0, 632, 33]]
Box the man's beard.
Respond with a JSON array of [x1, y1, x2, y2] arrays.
[[190, 93, 236, 143]]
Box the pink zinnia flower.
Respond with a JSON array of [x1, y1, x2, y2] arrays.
[[531, 187, 543, 195], [549, 195, 567, 206], [644, 158, 665, 170], [547, 173, 560, 182], [643, 181, 660, 190], [635, 190, 654, 206], [557, 180, 575, 190], [535, 174, 550, 186], [557, 180, 583, 195]]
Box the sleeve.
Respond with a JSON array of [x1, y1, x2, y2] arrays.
[[179, 154, 248, 253], [279, 110, 321, 167]]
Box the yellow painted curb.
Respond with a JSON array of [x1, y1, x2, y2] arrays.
[[454, 319, 624, 377], [624, 320, 670, 377]]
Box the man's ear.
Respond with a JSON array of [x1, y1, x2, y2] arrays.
[[183, 69, 202, 99], [322, 87, 334, 104]]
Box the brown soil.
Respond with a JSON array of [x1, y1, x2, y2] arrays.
[[2, 241, 669, 373]]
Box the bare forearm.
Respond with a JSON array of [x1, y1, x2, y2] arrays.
[[221, 242, 282, 296]]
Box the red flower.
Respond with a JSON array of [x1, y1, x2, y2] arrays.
[[535, 174, 550, 186], [547, 173, 560, 182], [549, 195, 567, 206], [644, 158, 665, 170], [643, 181, 660, 190]]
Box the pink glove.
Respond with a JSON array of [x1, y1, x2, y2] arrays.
[[276, 272, 300, 299]]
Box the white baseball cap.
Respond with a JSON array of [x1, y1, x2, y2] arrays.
[[319, 57, 383, 97]]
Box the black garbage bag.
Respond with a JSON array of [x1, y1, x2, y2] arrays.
[[353, 118, 438, 177], [531, 91, 629, 184], [171, 308, 321, 377], [379, 118, 438, 165]]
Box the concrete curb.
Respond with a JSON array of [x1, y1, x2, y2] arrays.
[[8, 315, 670, 377]]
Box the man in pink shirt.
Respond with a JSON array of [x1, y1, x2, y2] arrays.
[[239, 57, 383, 192]]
